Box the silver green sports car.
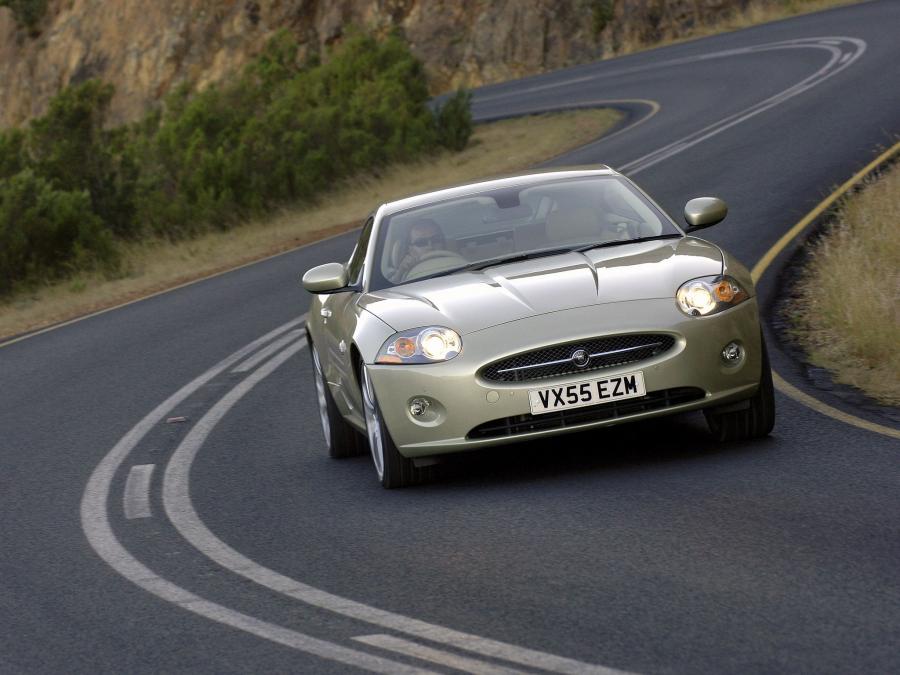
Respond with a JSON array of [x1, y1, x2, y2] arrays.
[[302, 167, 775, 488]]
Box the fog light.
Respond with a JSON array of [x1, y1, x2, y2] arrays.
[[721, 341, 743, 363], [409, 398, 431, 417]]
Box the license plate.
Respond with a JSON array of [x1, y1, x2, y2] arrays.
[[528, 371, 646, 415]]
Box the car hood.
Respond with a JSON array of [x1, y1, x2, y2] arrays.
[[359, 237, 723, 335]]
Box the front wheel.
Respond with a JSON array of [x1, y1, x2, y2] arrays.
[[359, 364, 432, 488], [704, 333, 776, 441], [310, 344, 365, 458]]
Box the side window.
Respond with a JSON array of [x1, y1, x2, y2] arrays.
[[347, 217, 374, 286]]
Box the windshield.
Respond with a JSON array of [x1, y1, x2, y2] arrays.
[[368, 175, 680, 291]]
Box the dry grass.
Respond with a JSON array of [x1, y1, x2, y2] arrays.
[[612, 0, 864, 58], [0, 108, 621, 340], [789, 162, 900, 405]]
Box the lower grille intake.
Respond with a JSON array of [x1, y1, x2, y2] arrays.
[[467, 387, 705, 439]]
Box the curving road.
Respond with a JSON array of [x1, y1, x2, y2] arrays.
[[2, 2, 899, 673]]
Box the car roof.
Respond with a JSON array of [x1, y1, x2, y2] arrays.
[[380, 166, 619, 216]]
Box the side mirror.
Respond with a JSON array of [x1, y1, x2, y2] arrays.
[[302, 262, 349, 293], [684, 197, 728, 232]]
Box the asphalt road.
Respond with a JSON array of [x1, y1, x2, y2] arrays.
[[2, 2, 899, 673]]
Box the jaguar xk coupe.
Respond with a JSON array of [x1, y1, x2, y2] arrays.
[[302, 168, 775, 487]]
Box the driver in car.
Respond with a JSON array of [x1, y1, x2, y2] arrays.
[[394, 218, 447, 281]]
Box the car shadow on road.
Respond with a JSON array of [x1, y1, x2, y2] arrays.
[[416, 411, 777, 491]]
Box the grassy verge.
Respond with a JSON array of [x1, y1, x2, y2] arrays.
[[611, 0, 864, 57], [0, 108, 621, 340], [788, 162, 900, 406]]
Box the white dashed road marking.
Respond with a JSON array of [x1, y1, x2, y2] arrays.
[[123, 464, 155, 519]]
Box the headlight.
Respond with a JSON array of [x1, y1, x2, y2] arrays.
[[375, 326, 462, 364], [676, 275, 749, 316]]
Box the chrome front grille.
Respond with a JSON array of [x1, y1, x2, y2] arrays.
[[480, 334, 676, 383]]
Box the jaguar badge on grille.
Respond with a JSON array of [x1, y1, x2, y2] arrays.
[[571, 349, 590, 367]]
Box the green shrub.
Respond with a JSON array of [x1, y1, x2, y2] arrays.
[[590, 0, 615, 39], [0, 31, 472, 295], [0, 0, 47, 36], [0, 170, 118, 293], [26, 79, 140, 239], [135, 32, 442, 235], [434, 89, 473, 151], [0, 128, 27, 180]]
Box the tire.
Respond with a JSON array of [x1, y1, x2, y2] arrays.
[[704, 332, 776, 442], [310, 343, 365, 458], [359, 364, 432, 488]]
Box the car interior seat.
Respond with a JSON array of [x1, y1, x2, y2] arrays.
[[546, 205, 624, 245]]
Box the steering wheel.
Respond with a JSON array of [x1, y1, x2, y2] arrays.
[[403, 250, 469, 281], [604, 213, 643, 239]]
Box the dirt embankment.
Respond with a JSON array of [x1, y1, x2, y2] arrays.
[[0, 0, 758, 128]]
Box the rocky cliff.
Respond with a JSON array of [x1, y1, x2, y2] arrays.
[[0, 0, 751, 128]]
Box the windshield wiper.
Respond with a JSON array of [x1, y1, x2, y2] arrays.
[[404, 236, 682, 284], [574, 233, 682, 253], [409, 247, 578, 283], [462, 246, 578, 272]]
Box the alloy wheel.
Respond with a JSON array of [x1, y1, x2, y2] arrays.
[[360, 367, 385, 480], [311, 347, 331, 450]]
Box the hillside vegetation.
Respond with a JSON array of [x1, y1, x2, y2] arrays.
[[0, 109, 620, 339], [0, 32, 471, 297], [0, 0, 862, 128]]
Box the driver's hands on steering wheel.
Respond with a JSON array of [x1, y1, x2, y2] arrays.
[[395, 250, 423, 280], [399, 249, 470, 282]]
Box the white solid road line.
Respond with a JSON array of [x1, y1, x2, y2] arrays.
[[232, 328, 305, 373], [476, 36, 859, 113], [80, 318, 446, 675], [354, 634, 529, 675], [621, 38, 866, 175], [123, 464, 155, 519], [473, 44, 764, 104], [475, 37, 868, 179], [163, 341, 632, 675]]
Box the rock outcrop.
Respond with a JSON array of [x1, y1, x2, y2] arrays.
[[0, 0, 751, 128]]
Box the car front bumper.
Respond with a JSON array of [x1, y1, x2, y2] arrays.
[[366, 298, 762, 458]]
